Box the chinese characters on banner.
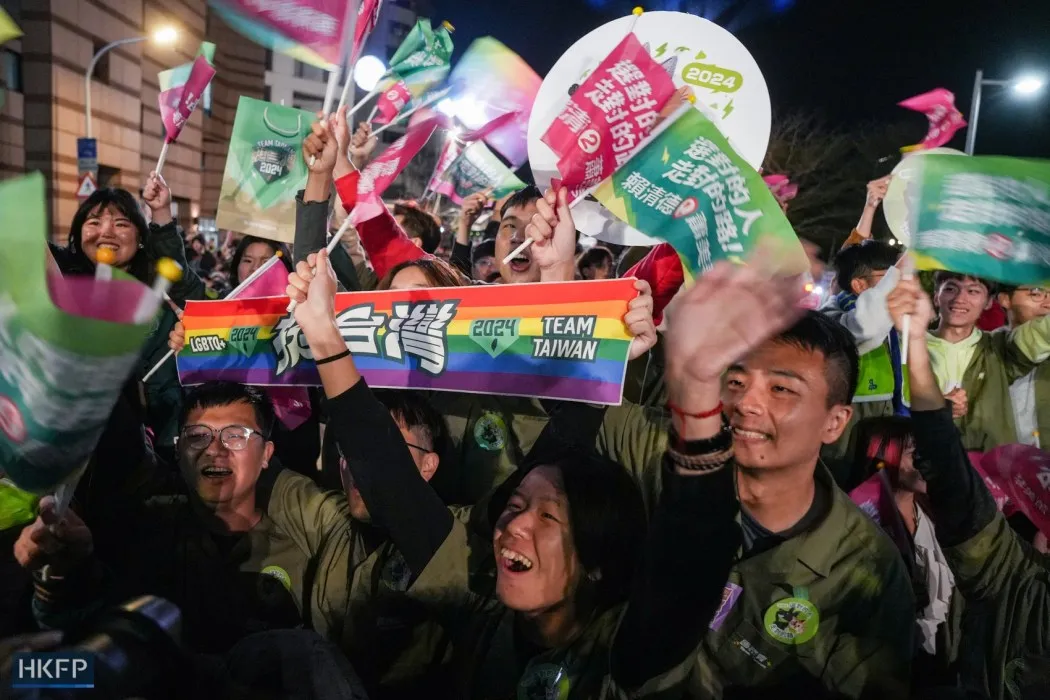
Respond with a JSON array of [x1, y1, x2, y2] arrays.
[[176, 280, 638, 404], [440, 141, 526, 204], [352, 0, 384, 64], [357, 114, 443, 196], [373, 81, 412, 124], [593, 106, 808, 279], [910, 154, 1050, 286], [898, 88, 967, 151], [542, 33, 677, 200], [159, 54, 216, 142]]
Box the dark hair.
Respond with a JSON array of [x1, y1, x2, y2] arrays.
[[497, 448, 647, 612], [179, 381, 276, 437], [378, 257, 469, 290], [500, 185, 543, 219], [393, 203, 442, 254], [775, 311, 860, 406], [373, 390, 448, 460], [229, 235, 293, 287], [67, 187, 152, 282], [848, 415, 914, 491], [933, 271, 997, 296], [833, 241, 900, 291], [578, 246, 613, 273]]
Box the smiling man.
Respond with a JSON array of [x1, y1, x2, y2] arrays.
[[926, 272, 1050, 450], [17, 382, 355, 655]]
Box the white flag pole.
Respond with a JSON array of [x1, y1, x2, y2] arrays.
[[155, 140, 171, 178], [286, 216, 354, 313]]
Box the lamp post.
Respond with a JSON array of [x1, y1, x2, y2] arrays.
[[84, 26, 176, 138], [965, 69, 1046, 155]]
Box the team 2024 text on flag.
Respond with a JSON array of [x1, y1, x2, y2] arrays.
[[177, 280, 638, 405]]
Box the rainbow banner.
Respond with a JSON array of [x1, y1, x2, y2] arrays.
[[177, 280, 637, 404]]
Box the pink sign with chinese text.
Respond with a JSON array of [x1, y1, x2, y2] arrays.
[[357, 114, 443, 197], [373, 81, 412, 125], [898, 88, 967, 151], [352, 0, 383, 63], [977, 444, 1050, 537], [542, 33, 676, 200], [158, 55, 216, 142]]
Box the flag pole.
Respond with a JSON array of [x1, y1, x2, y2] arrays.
[[286, 216, 354, 313], [371, 91, 445, 137], [142, 253, 286, 382], [366, 105, 378, 123], [155, 140, 170, 178], [336, 0, 361, 111], [501, 98, 692, 266]]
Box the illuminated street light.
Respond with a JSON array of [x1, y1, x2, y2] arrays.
[[965, 68, 1046, 154], [85, 26, 178, 138], [354, 55, 386, 92]]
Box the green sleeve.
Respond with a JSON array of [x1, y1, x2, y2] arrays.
[[1003, 314, 1050, 379], [594, 401, 670, 515], [945, 511, 1047, 603], [821, 551, 914, 698], [266, 470, 353, 639], [355, 260, 379, 291]]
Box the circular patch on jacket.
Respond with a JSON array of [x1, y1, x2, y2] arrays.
[[517, 662, 569, 700], [474, 412, 507, 452], [763, 597, 819, 645], [260, 565, 293, 593]]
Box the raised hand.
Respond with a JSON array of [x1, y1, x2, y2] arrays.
[[13, 496, 93, 574], [665, 258, 806, 391], [866, 176, 891, 208], [285, 248, 339, 340], [886, 274, 934, 341], [142, 171, 172, 226], [349, 121, 378, 172], [626, 278, 657, 361], [303, 112, 338, 175], [526, 187, 577, 281]]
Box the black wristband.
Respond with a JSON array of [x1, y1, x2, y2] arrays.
[[315, 348, 351, 365]]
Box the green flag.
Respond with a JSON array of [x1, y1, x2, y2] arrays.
[[444, 141, 525, 204], [911, 154, 1050, 286], [593, 106, 808, 281], [387, 18, 453, 94], [0, 173, 153, 491]]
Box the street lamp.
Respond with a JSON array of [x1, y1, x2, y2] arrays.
[[965, 69, 1045, 155], [84, 26, 177, 138]]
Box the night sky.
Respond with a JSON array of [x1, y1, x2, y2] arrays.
[[431, 0, 1050, 159]]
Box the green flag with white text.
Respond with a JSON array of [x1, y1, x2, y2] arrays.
[[593, 107, 808, 281], [910, 154, 1050, 286]]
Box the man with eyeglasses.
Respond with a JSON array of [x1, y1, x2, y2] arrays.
[[997, 285, 1050, 449], [14, 381, 356, 658]]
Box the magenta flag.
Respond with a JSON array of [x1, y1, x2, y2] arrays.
[[158, 54, 216, 142], [358, 114, 443, 197], [208, 0, 353, 69], [461, 110, 521, 143], [427, 138, 461, 197], [541, 33, 677, 200], [352, 0, 383, 64], [977, 444, 1050, 537], [898, 88, 967, 150], [373, 81, 412, 125]]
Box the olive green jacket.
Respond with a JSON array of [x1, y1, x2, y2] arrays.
[[594, 403, 915, 698], [946, 319, 1050, 451], [942, 511, 1050, 700]]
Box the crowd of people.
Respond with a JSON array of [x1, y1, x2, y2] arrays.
[[1, 102, 1049, 700]]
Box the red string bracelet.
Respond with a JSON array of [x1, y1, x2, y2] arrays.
[[667, 401, 724, 420]]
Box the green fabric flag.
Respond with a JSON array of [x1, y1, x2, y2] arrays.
[[0, 173, 153, 492], [593, 107, 808, 281], [387, 18, 453, 94], [911, 154, 1050, 286], [443, 141, 525, 204], [216, 96, 315, 244]]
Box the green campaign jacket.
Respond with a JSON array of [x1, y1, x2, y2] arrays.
[[595, 403, 915, 698], [953, 327, 1046, 452], [942, 511, 1050, 700]]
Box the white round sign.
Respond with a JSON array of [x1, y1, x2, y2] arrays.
[[882, 147, 966, 247], [528, 11, 772, 246]]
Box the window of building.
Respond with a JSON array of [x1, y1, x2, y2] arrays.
[[97, 165, 120, 189], [0, 48, 22, 93], [294, 61, 324, 82], [293, 92, 323, 114], [91, 41, 110, 84]]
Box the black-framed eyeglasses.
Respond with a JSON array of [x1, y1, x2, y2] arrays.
[[178, 424, 265, 452], [1018, 287, 1048, 302]]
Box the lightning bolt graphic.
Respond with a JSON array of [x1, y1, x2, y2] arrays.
[[662, 147, 670, 165]]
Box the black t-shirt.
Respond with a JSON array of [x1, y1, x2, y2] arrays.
[[739, 477, 832, 556]]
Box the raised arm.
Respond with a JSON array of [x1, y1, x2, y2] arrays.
[[285, 249, 452, 574], [142, 172, 206, 302], [612, 257, 804, 692]]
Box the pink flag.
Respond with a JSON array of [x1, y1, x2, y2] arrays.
[[357, 114, 443, 197], [898, 88, 967, 151], [979, 444, 1050, 537], [542, 33, 677, 200], [352, 0, 383, 64], [849, 470, 912, 559], [158, 54, 216, 142], [967, 451, 1014, 514], [238, 256, 288, 297], [461, 110, 521, 143], [373, 81, 412, 125], [427, 138, 461, 197]]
